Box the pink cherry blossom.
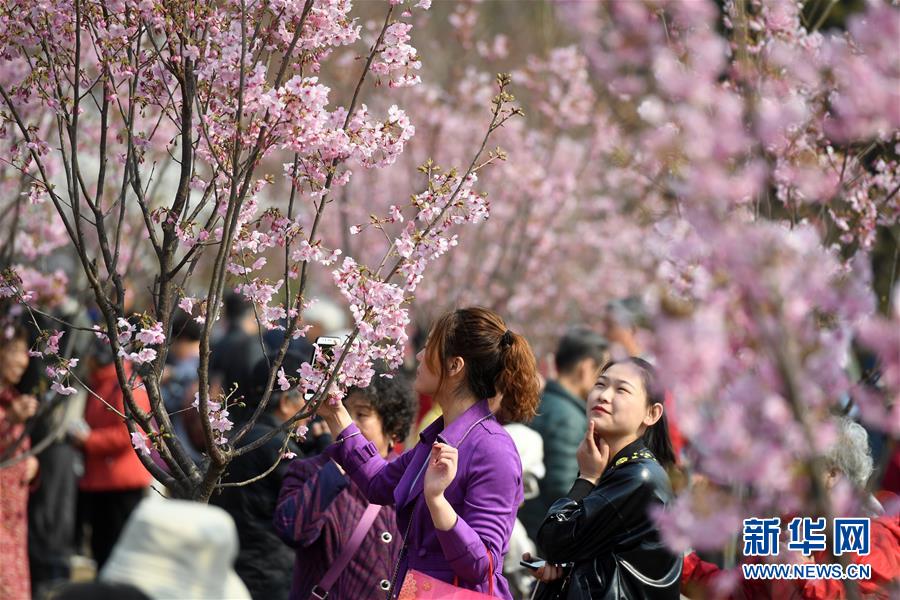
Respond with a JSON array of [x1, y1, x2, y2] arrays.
[[116, 319, 135, 346], [135, 322, 166, 346], [0, 0, 893, 518], [50, 381, 77, 396], [178, 297, 197, 315], [45, 330, 64, 355], [277, 368, 291, 392], [130, 431, 151, 457]]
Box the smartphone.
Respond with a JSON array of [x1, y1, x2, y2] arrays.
[[304, 336, 342, 401], [314, 336, 341, 362], [520, 558, 573, 570], [519, 559, 546, 570]]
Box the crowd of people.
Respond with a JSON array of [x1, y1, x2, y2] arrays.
[[1, 296, 898, 600]]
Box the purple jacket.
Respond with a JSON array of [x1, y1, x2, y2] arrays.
[[274, 454, 403, 599], [326, 400, 524, 599]]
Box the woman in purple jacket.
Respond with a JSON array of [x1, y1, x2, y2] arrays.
[[319, 307, 541, 599]]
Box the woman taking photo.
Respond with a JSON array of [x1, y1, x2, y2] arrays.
[[532, 358, 680, 599], [274, 368, 416, 600], [318, 307, 541, 599]]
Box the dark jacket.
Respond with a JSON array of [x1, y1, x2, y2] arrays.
[[274, 454, 403, 600], [209, 327, 265, 425], [520, 380, 587, 541], [210, 413, 301, 600], [537, 439, 681, 600]]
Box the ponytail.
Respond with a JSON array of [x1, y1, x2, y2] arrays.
[[642, 409, 676, 470], [425, 307, 541, 424], [496, 330, 541, 424]]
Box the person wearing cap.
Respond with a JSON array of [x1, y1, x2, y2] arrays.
[[274, 367, 416, 600], [210, 350, 305, 600], [97, 496, 251, 599]]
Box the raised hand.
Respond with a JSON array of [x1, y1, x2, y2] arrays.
[[423, 442, 458, 500], [576, 420, 610, 484], [8, 394, 38, 424], [317, 396, 352, 438]]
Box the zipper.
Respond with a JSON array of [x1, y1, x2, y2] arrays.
[[386, 517, 414, 599]]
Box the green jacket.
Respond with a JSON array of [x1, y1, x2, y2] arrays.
[[518, 379, 588, 542]]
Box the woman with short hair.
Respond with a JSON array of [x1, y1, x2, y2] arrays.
[[275, 368, 417, 600]]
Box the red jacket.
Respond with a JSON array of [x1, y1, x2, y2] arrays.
[[80, 363, 152, 492]]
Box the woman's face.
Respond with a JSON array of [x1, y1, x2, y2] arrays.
[[0, 338, 29, 387], [414, 345, 440, 397], [586, 362, 660, 440], [345, 392, 392, 458]]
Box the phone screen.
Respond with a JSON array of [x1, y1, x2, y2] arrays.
[[304, 336, 341, 401], [315, 336, 340, 364]]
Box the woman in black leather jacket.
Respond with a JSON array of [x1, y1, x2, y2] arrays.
[[532, 358, 681, 599]]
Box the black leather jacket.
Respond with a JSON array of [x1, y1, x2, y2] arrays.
[[537, 439, 681, 599]]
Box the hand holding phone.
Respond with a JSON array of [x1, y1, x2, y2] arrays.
[[519, 552, 565, 583], [519, 557, 546, 570], [314, 336, 341, 361], [521, 553, 571, 583]]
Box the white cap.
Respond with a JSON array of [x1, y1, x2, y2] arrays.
[[100, 497, 250, 599]]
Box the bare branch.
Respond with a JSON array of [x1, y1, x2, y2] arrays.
[[217, 434, 293, 489]]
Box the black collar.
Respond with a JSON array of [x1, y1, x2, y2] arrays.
[[605, 438, 655, 474]]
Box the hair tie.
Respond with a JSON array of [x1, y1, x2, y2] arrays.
[[500, 329, 514, 348]]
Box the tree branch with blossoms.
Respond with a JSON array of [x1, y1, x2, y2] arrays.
[[230, 73, 521, 467], [0, 0, 522, 502]]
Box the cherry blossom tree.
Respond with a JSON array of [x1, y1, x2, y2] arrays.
[[549, 0, 899, 586], [0, 0, 520, 501], [326, 0, 899, 585], [1, 8, 897, 591]]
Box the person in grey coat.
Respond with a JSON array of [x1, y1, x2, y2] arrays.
[[518, 326, 609, 543]]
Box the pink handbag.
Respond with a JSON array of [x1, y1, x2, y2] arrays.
[[397, 550, 495, 599]]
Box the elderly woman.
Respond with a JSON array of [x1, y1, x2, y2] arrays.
[[822, 418, 883, 514], [681, 417, 900, 599], [274, 368, 417, 600], [802, 418, 899, 598]]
